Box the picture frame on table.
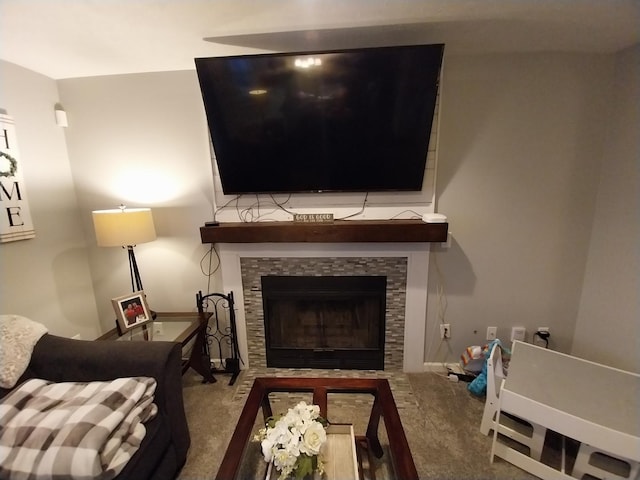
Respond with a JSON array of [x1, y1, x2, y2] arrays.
[[112, 290, 152, 333]]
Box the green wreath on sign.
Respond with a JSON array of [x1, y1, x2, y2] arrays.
[[0, 151, 18, 177]]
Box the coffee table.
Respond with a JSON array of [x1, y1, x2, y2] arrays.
[[217, 377, 418, 480]]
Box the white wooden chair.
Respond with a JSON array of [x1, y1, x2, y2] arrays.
[[480, 342, 546, 461], [572, 443, 640, 480]]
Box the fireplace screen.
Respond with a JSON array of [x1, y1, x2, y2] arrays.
[[261, 275, 386, 370]]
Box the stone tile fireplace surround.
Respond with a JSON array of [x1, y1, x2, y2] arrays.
[[218, 243, 431, 372], [244, 257, 405, 370]]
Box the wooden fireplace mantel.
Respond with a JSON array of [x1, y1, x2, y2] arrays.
[[199, 219, 448, 244]]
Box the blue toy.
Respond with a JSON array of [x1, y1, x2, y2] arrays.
[[468, 339, 509, 396]]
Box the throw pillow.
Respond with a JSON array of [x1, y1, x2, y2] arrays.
[[0, 314, 48, 388]]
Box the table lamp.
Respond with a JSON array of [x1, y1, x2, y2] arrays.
[[92, 205, 156, 292]]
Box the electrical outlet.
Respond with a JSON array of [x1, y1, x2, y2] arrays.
[[534, 327, 551, 347], [511, 326, 526, 342], [486, 326, 497, 341], [154, 322, 164, 336], [440, 323, 451, 339]]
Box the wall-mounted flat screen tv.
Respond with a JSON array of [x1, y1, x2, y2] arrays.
[[195, 44, 444, 194]]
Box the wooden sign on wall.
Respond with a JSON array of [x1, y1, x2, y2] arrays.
[[0, 114, 35, 242]]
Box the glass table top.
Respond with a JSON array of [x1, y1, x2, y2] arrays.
[[99, 312, 202, 343]]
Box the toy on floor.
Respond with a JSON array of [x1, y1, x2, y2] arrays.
[[467, 339, 509, 396]]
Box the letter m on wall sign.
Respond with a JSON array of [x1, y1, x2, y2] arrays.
[[0, 114, 35, 242]]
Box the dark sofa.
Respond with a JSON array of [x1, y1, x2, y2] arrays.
[[0, 334, 191, 480]]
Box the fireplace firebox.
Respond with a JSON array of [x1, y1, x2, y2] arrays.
[[261, 275, 386, 370]]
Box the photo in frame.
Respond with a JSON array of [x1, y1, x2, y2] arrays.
[[112, 290, 152, 333]]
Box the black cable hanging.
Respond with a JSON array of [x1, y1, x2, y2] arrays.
[[533, 330, 550, 348]]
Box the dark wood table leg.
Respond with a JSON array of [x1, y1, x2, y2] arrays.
[[366, 394, 385, 458], [313, 387, 328, 419], [189, 318, 216, 383], [261, 393, 273, 421], [355, 436, 377, 480]]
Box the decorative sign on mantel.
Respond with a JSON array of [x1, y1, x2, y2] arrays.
[[293, 213, 334, 223], [0, 114, 35, 242]]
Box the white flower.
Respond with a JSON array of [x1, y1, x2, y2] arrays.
[[300, 420, 327, 455], [273, 447, 297, 471], [293, 401, 320, 422], [261, 437, 275, 462], [256, 402, 327, 479]]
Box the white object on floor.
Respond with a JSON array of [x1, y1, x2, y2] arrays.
[[480, 343, 546, 461], [490, 341, 640, 480], [572, 443, 640, 480]]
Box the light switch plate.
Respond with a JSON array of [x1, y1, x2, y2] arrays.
[[486, 326, 497, 341]]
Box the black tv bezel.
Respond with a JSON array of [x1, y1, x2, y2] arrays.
[[195, 43, 444, 195]]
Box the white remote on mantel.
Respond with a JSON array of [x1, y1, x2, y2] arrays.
[[422, 213, 447, 223]]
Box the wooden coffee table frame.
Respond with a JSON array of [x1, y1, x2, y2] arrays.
[[216, 377, 418, 480]]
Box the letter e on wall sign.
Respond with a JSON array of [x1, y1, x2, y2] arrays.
[[0, 114, 36, 242]]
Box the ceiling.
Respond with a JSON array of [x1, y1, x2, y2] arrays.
[[1, 0, 639, 80]]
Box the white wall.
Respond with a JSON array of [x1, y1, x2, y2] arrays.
[[572, 45, 639, 373], [426, 52, 614, 363], [0, 60, 100, 339], [57, 71, 217, 333], [3, 47, 634, 364]]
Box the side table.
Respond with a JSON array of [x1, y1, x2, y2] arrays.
[[97, 311, 216, 383]]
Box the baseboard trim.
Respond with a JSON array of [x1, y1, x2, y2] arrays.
[[423, 362, 462, 373]]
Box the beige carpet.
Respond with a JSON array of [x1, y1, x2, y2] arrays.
[[177, 369, 542, 479]]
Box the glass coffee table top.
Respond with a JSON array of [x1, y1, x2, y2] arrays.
[[217, 377, 417, 480]]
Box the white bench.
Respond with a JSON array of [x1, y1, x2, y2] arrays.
[[480, 342, 546, 461], [490, 341, 640, 480]]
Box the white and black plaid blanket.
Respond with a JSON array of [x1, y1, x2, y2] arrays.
[[0, 376, 158, 480]]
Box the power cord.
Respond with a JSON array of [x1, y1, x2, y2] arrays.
[[533, 330, 550, 348]]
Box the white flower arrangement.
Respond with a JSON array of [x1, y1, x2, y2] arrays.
[[255, 401, 329, 480]]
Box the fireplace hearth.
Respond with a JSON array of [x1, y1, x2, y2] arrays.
[[262, 275, 386, 370]]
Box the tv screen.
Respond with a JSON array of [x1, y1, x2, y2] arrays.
[[195, 44, 444, 195]]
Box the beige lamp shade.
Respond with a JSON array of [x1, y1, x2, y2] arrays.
[[92, 208, 156, 247]]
